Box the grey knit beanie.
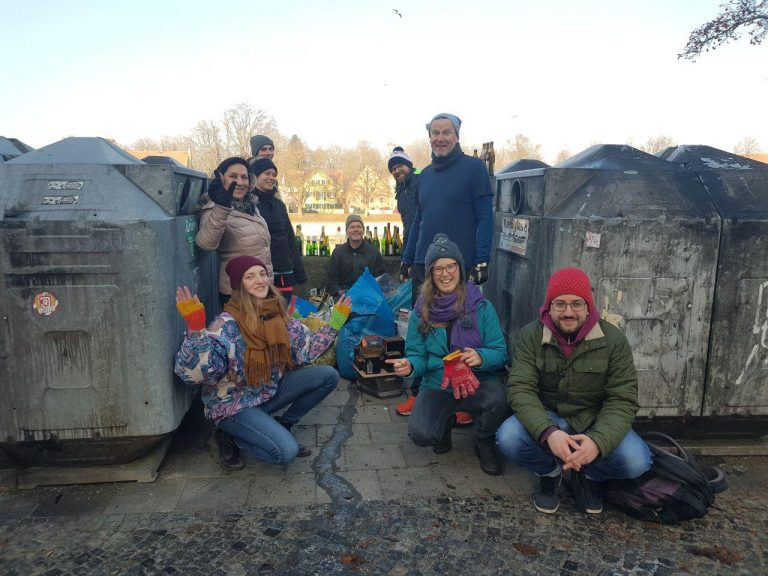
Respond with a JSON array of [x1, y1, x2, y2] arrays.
[[424, 233, 465, 272], [388, 148, 413, 172], [426, 113, 462, 137], [345, 214, 364, 229], [250, 134, 274, 156]]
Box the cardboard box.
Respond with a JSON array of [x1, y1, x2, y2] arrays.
[[354, 366, 403, 399]]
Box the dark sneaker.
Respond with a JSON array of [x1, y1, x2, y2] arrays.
[[476, 444, 502, 476], [296, 445, 312, 458], [215, 429, 245, 471], [533, 472, 562, 514], [568, 470, 603, 514], [432, 438, 452, 454]]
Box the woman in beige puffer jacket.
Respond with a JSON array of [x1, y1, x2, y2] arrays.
[[196, 157, 273, 304]]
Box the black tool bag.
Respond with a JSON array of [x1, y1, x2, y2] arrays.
[[601, 432, 728, 524]]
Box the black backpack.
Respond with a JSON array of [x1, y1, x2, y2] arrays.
[[601, 432, 728, 524]]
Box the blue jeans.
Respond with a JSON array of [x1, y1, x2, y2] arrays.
[[496, 411, 651, 481], [218, 365, 338, 465], [408, 376, 511, 448]]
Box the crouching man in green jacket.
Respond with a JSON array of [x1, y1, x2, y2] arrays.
[[496, 267, 651, 515]]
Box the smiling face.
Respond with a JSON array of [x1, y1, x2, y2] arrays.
[[549, 294, 589, 335], [256, 144, 275, 158], [241, 265, 270, 299], [431, 257, 461, 295], [347, 221, 365, 243], [429, 118, 458, 157], [221, 163, 250, 200], [255, 168, 277, 192]]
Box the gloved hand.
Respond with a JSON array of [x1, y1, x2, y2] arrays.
[[208, 178, 236, 207], [469, 262, 489, 285], [399, 262, 411, 282], [328, 294, 353, 330], [441, 350, 480, 399], [175, 286, 206, 332]]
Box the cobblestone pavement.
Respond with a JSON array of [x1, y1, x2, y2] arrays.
[[1, 380, 767, 575]]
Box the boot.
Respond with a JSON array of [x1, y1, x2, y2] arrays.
[[215, 429, 245, 471], [275, 416, 312, 458]]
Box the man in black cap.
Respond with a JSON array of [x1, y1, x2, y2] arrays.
[[326, 214, 385, 297]]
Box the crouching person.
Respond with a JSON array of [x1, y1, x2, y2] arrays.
[[174, 255, 352, 470], [496, 267, 651, 514], [388, 234, 510, 476]]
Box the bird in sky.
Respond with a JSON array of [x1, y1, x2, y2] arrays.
[[393, 9, 402, 18]]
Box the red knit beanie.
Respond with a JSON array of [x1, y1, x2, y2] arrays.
[[545, 267, 595, 312], [225, 256, 267, 290]]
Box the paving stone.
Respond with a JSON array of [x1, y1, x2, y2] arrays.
[[343, 445, 407, 471], [316, 424, 371, 445], [246, 471, 319, 506], [351, 404, 398, 424], [367, 421, 411, 444], [176, 477, 251, 511], [103, 479, 186, 515]]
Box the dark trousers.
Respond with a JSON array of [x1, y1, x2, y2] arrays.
[[408, 376, 511, 448]]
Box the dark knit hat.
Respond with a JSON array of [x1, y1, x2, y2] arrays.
[[426, 113, 462, 137], [250, 157, 278, 177], [545, 267, 595, 312], [345, 214, 364, 229], [425, 233, 465, 273], [249, 134, 274, 156], [388, 148, 414, 172], [226, 256, 267, 290]]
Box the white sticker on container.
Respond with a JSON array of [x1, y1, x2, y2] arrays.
[[586, 231, 601, 248], [500, 217, 529, 256], [47, 181, 84, 190], [42, 195, 80, 205], [33, 292, 59, 316]]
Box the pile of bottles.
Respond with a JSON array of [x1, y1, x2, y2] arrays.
[[294, 223, 403, 257]]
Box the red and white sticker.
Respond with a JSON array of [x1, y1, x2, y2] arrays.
[[33, 292, 59, 316]]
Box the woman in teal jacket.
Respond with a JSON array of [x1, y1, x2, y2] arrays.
[[388, 234, 510, 475]]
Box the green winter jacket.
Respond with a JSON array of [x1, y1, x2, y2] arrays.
[[506, 319, 638, 457], [404, 300, 508, 391]]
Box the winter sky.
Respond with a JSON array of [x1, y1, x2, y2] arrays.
[[2, 0, 766, 162]]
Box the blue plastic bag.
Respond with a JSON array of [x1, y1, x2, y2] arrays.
[[386, 278, 412, 314], [336, 268, 395, 379]]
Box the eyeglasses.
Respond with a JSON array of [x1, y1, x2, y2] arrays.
[[431, 262, 459, 276], [551, 300, 586, 312]]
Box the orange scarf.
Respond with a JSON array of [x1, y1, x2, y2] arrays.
[[224, 296, 293, 387]]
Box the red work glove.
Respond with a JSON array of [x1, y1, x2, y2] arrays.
[[441, 351, 481, 399]]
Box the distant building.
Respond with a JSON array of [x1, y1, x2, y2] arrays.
[[304, 171, 343, 213]]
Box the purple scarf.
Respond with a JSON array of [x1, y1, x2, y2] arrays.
[[416, 282, 485, 352]]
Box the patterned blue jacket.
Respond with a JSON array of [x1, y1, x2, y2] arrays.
[[175, 313, 337, 424]]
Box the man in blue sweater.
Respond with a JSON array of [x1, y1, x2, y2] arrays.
[[401, 113, 493, 305]]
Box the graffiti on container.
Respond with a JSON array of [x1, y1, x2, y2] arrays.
[[735, 280, 768, 387], [601, 293, 625, 329], [585, 231, 601, 248], [500, 217, 529, 256], [32, 292, 59, 316], [185, 218, 198, 258], [42, 195, 80, 205]]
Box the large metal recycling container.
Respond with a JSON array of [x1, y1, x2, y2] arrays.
[[488, 145, 721, 418], [0, 137, 216, 465], [0, 136, 34, 162], [663, 146, 768, 417]]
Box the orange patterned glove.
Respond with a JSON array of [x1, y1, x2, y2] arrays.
[[176, 298, 206, 332]]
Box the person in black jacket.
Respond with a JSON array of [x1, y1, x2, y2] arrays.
[[326, 214, 385, 297], [388, 147, 419, 251], [250, 157, 306, 294]]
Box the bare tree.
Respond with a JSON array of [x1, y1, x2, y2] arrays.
[[494, 133, 544, 168], [277, 135, 314, 214], [679, 0, 768, 61], [637, 135, 676, 155], [221, 103, 278, 158], [349, 165, 390, 214], [189, 120, 225, 175], [129, 137, 162, 150], [553, 149, 572, 164], [734, 136, 761, 155]]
